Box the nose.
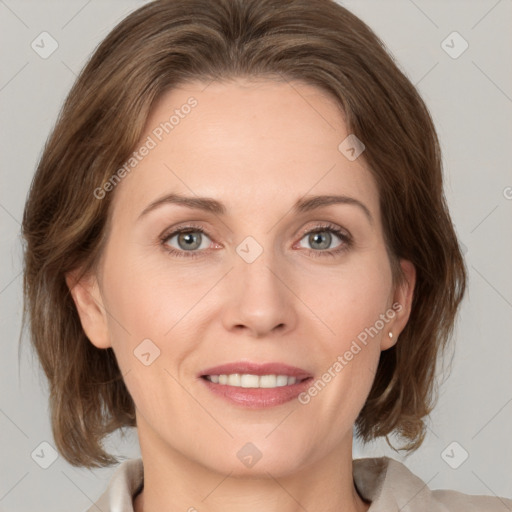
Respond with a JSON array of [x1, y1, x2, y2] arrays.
[[221, 249, 298, 338]]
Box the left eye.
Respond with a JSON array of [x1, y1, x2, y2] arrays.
[[298, 229, 344, 251]]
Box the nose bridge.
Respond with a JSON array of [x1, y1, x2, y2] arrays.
[[222, 235, 296, 336]]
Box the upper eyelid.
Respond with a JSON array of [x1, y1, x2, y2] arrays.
[[297, 223, 350, 237]]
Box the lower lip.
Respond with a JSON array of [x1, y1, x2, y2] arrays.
[[200, 377, 313, 408]]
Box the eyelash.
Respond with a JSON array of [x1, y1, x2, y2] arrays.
[[159, 222, 352, 259]]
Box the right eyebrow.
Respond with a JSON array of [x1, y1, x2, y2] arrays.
[[138, 193, 226, 220]]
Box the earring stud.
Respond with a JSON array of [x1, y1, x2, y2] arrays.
[[388, 332, 393, 339]]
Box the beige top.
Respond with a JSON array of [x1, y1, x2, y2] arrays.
[[86, 456, 512, 511]]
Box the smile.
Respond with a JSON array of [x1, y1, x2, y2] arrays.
[[199, 362, 313, 408], [203, 374, 304, 388]]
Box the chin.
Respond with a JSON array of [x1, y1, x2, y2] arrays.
[[188, 431, 319, 479]]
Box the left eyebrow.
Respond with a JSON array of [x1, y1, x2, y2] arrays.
[[293, 194, 373, 224], [137, 192, 373, 224]]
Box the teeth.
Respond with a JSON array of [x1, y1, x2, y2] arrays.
[[240, 374, 259, 388], [276, 375, 288, 387], [260, 374, 277, 388], [228, 374, 241, 386], [205, 374, 299, 388]]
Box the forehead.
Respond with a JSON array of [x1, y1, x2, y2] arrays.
[[111, 78, 380, 223]]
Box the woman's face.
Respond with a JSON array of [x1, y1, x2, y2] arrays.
[[73, 78, 414, 476]]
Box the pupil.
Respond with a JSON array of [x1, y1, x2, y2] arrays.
[[310, 231, 331, 250], [179, 232, 201, 250]]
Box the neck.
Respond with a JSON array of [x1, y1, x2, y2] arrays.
[[133, 422, 370, 512]]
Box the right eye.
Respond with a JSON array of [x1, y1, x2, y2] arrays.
[[160, 226, 216, 258]]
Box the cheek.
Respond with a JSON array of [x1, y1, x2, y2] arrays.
[[301, 250, 393, 343], [102, 249, 206, 338], [294, 249, 392, 409], [286, 262, 391, 470], [98, 248, 217, 398], [99, 260, 198, 422]]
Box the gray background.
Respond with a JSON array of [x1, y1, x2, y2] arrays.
[[1, 0, 511, 510]]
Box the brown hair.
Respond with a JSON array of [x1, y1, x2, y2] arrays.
[[22, 0, 466, 468]]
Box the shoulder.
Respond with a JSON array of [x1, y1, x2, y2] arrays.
[[431, 488, 512, 511], [86, 457, 143, 512], [353, 456, 512, 511]]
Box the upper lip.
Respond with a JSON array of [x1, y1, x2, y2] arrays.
[[200, 362, 313, 380]]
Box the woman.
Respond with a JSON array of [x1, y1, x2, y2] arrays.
[[21, 0, 511, 510]]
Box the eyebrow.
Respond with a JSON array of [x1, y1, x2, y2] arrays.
[[138, 193, 373, 224]]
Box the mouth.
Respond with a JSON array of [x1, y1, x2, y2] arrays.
[[199, 362, 313, 408]]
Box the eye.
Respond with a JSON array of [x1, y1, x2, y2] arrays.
[[296, 224, 352, 257], [160, 225, 214, 258]]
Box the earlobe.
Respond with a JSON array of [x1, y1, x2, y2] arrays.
[[66, 271, 112, 349], [380, 259, 416, 351]]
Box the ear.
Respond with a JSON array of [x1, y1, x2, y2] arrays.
[[66, 270, 112, 349], [380, 259, 416, 350]]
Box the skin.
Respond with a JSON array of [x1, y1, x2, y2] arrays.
[[69, 78, 415, 512]]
